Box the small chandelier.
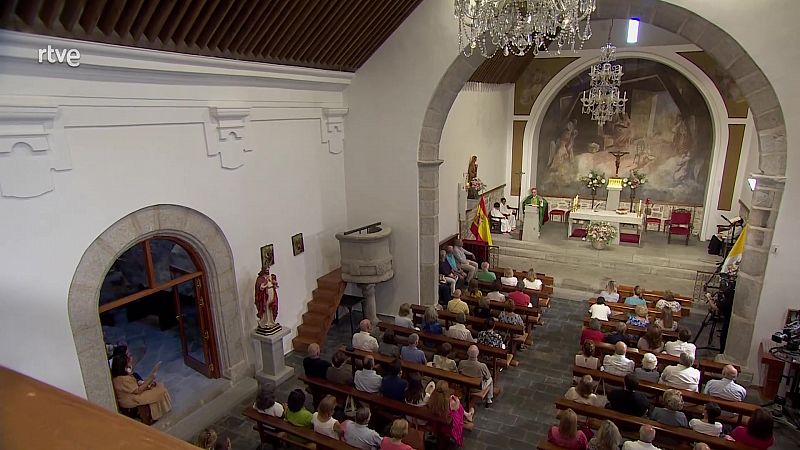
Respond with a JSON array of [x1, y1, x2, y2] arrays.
[[454, 0, 597, 58], [580, 23, 628, 127]]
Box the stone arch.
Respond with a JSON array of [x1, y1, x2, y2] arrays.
[[68, 204, 246, 410], [417, 0, 786, 368]]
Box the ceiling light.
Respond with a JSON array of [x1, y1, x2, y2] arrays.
[[627, 18, 640, 43]]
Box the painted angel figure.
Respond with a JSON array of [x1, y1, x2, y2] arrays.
[[254, 267, 279, 329]]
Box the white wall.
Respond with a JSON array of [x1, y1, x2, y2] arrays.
[[0, 33, 349, 397], [439, 85, 513, 239]]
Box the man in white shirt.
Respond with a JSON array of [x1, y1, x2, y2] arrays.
[[602, 341, 635, 376], [703, 365, 747, 401], [352, 319, 379, 352], [622, 425, 661, 450], [663, 328, 696, 358], [490, 202, 512, 233], [659, 352, 701, 392], [499, 197, 516, 230], [446, 312, 476, 342], [353, 355, 382, 393], [589, 297, 612, 321]]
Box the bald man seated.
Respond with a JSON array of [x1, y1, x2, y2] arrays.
[[622, 425, 661, 450], [352, 319, 379, 352], [702, 364, 747, 401], [601, 341, 635, 376], [302, 343, 331, 378]]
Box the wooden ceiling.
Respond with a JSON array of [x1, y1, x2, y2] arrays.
[[0, 0, 424, 72], [468, 52, 538, 84]]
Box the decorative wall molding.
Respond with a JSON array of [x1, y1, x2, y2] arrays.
[[205, 107, 252, 169], [0, 106, 71, 198], [321, 108, 348, 154]]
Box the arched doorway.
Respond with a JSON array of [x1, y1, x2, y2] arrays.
[[417, 0, 787, 369], [68, 205, 248, 411], [100, 236, 221, 379]]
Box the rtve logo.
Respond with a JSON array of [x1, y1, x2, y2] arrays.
[[37, 45, 81, 67]]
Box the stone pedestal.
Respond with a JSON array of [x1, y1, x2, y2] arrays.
[[252, 328, 293, 386], [357, 283, 378, 325], [606, 183, 622, 211], [522, 205, 540, 241]]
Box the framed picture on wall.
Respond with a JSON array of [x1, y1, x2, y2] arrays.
[[292, 233, 304, 256], [260, 244, 274, 268]]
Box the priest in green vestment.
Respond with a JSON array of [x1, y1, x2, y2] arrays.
[[521, 187, 549, 227]]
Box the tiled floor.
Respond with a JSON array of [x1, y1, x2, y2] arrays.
[[202, 299, 800, 449]]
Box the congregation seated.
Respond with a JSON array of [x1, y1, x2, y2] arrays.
[[286, 388, 313, 428], [353, 319, 379, 352], [379, 330, 400, 359], [600, 280, 620, 303], [354, 355, 382, 393], [633, 353, 660, 384], [421, 306, 443, 335], [565, 375, 600, 407], [312, 394, 342, 439], [688, 402, 723, 436], [637, 325, 664, 353], [628, 305, 650, 328], [621, 424, 658, 450], [624, 286, 646, 307], [498, 298, 525, 327], [703, 364, 747, 401], [395, 303, 415, 329], [649, 389, 688, 427], [110, 352, 172, 424], [729, 408, 775, 449], [581, 318, 605, 345], [654, 306, 677, 332], [344, 406, 383, 449], [447, 289, 470, 315], [427, 380, 473, 447], [445, 245, 468, 282], [472, 295, 491, 318], [589, 297, 612, 321], [326, 350, 354, 386], [655, 292, 682, 314], [547, 408, 588, 450], [381, 418, 416, 450], [602, 342, 635, 376], [380, 359, 408, 402], [663, 327, 696, 358], [431, 343, 457, 372], [452, 239, 478, 282], [303, 343, 332, 378], [475, 261, 496, 282], [500, 267, 518, 287], [459, 345, 494, 407], [400, 333, 427, 365], [607, 373, 650, 417], [588, 420, 622, 450], [446, 312, 476, 342], [604, 322, 630, 346], [659, 352, 700, 392], [575, 340, 599, 370], [477, 317, 505, 349], [523, 268, 543, 291], [439, 250, 458, 294], [508, 280, 532, 308], [485, 279, 506, 302]]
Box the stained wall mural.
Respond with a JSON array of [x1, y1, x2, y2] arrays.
[[536, 58, 713, 205]]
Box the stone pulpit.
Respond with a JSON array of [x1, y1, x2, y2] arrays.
[[335, 223, 393, 324], [522, 205, 541, 241], [606, 177, 623, 210]]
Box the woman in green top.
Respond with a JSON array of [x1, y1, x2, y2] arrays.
[[285, 389, 313, 428], [521, 187, 549, 227]]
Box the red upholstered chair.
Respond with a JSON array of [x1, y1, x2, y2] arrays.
[[668, 208, 692, 245]]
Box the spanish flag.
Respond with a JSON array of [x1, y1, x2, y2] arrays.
[[470, 195, 493, 245], [722, 224, 747, 274]]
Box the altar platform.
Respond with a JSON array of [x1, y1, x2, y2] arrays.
[[492, 221, 720, 298]]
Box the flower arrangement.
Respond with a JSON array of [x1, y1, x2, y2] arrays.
[[587, 222, 618, 245], [622, 169, 647, 190], [579, 170, 606, 192], [467, 177, 486, 192]]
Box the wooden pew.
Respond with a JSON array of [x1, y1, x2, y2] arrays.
[[587, 298, 683, 320], [554, 399, 751, 450], [378, 322, 509, 380], [341, 347, 481, 401], [582, 316, 679, 341], [536, 441, 567, 450], [489, 268, 555, 287], [243, 407, 357, 450], [619, 285, 692, 306], [462, 295, 542, 339], [475, 278, 554, 299], [572, 366, 758, 425]]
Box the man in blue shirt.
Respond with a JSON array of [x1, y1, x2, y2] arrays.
[[379, 359, 408, 401], [400, 333, 428, 365], [624, 286, 646, 319]]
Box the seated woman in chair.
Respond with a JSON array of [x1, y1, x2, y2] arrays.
[[111, 354, 172, 424]]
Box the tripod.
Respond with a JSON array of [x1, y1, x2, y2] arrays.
[[762, 346, 800, 430], [693, 307, 722, 352]]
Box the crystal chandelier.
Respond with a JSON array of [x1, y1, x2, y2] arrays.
[[580, 39, 628, 127], [454, 0, 597, 57]]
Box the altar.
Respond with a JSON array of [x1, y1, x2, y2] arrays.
[[568, 208, 643, 246]]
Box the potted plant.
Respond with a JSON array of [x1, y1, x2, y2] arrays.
[[467, 177, 486, 199], [587, 222, 617, 250], [622, 169, 647, 209], [579, 170, 606, 208]]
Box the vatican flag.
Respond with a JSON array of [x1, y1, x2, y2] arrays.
[[722, 225, 747, 274], [470, 195, 493, 245]]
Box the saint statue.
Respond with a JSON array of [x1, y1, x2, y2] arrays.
[[521, 187, 549, 227], [254, 267, 281, 335], [467, 155, 478, 184]]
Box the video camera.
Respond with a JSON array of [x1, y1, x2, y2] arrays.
[[772, 320, 800, 351]]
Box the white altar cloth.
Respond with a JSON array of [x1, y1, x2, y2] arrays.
[[567, 208, 643, 245]]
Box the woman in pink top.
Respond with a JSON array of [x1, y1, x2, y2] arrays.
[[730, 408, 774, 449], [380, 419, 415, 450], [548, 409, 588, 450]]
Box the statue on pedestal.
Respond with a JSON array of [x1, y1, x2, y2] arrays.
[[255, 267, 281, 335]]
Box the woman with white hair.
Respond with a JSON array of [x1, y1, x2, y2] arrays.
[[634, 352, 661, 384], [649, 389, 688, 427]]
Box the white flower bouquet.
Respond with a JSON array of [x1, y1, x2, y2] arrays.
[[467, 177, 486, 192], [622, 169, 647, 190], [579, 170, 606, 192], [587, 222, 618, 244]]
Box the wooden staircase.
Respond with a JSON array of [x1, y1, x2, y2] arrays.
[[291, 268, 347, 353]]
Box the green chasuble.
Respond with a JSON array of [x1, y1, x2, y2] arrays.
[[521, 194, 549, 226]]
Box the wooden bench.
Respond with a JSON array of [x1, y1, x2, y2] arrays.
[[462, 294, 542, 339], [572, 366, 758, 425], [489, 268, 555, 287], [243, 407, 357, 450], [341, 347, 481, 401], [587, 298, 684, 320], [536, 440, 567, 450], [475, 278, 555, 298], [619, 285, 692, 306], [378, 322, 509, 380], [554, 399, 751, 450], [582, 316, 679, 341]]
